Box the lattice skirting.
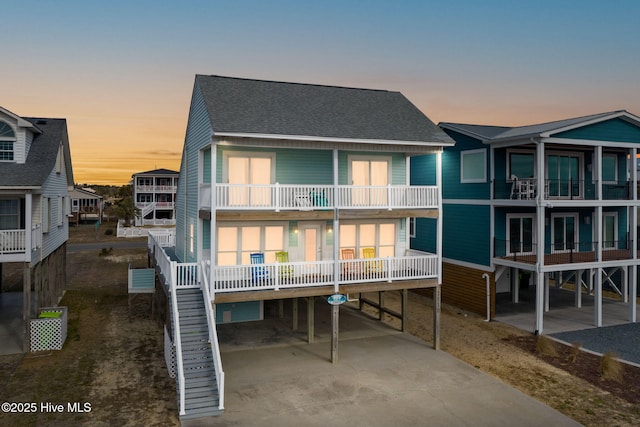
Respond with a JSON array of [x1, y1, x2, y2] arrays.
[[164, 326, 176, 379], [30, 307, 68, 352]]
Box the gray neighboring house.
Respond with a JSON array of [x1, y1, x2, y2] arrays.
[[0, 106, 74, 352]]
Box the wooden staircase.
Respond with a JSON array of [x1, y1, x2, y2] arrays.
[[174, 288, 223, 420]]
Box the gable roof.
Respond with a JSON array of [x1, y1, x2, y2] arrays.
[[0, 117, 74, 188], [133, 168, 179, 176], [195, 75, 454, 146], [440, 110, 640, 144]]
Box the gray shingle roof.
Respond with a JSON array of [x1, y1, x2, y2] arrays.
[[195, 75, 454, 145], [441, 110, 635, 143], [0, 118, 69, 188]]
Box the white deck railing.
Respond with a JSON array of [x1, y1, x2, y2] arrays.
[[200, 261, 224, 411], [210, 254, 438, 294], [199, 184, 438, 211], [0, 229, 26, 254]]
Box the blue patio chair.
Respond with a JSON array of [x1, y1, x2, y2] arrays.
[[250, 252, 270, 283]]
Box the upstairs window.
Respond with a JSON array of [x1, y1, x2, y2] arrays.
[[460, 149, 486, 183], [0, 121, 15, 161]]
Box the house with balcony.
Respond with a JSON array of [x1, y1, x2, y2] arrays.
[[132, 168, 178, 226], [147, 75, 453, 420], [69, 187, 103, 225], [411, 110, 640, 335], [0, 106, 74, 352]]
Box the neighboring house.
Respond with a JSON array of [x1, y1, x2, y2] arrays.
[[132, 168, 178, 226], [0, 106, 74, 352], [69, 187, 103, 225], [148, 75, 453, 420], [411, 110, 640, 334]]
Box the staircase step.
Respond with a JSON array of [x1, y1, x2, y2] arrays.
[[184, 375, 217, 388], [185, 395, 219, 409], [180, 405, 223, 420]]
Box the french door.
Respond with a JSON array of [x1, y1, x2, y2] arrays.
[[507, 215, 535, 255], [551, 214, 578, 252], [547, 154, 581, 198], [350, 158, 389, 206]]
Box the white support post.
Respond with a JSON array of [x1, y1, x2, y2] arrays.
[[535, 140, 545, 335], [631, 264, 637, 323], [622, 267, 628, 303], [512, 267, 519, 303], [24, 192, 32, 258], [544, 273, 550, 312], [575, 269, 582, 308], [594, 267, 602, 327], [436, 151, 443, 285], [535, 271, 544, 334], [210, 142, 217, 297], [333, 149, 340, 293]]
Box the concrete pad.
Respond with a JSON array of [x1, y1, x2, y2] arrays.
[[0, 292, 23, 355], [209, 300, 580, 427]]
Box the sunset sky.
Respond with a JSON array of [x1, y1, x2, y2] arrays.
[[3, 1, 640, 185]]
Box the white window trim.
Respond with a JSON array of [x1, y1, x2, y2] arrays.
[[408, 217, 416, 238], [506, 213, 536, 256], [221, 150, 276, 184], [460, 148, 487, 183], [550, 212, 579, 253], [347, 155, 393, 185]]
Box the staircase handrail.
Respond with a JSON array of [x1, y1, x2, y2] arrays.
[[200, 260, 225, 411], [170, 260, 186, 416]]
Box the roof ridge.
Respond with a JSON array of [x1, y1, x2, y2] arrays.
[[196, 74, 396, 94]]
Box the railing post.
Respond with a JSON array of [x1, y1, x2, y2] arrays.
[[387, 184, 392, 210], [386, 258, 391, 282], [275, 182, 280, 212]]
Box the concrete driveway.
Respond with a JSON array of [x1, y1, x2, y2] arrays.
[[186, 301, 581, 427]]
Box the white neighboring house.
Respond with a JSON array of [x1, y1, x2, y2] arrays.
[[0, 106, 74, 352], [132, 168, 178, 226], [69, 187, 103, 225]]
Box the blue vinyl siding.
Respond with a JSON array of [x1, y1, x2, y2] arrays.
[[215, 301, 262, 324], [176, 82, 212, 263], [441, 129, 490, 200], [203, 148, 211, 184], [442, 203, 491, 266], [410, 154, 436, 186], [555, 118, 640, 143], [410, 217, 437, 253]]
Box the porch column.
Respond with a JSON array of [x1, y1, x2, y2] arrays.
[[575, 269, 582, 308], [307, 296, 315, 344], [433, 284, 441, 350], [511, 267, 519, 303], [595, 146, 602, 200], [25, 192, 32, 256], [544, 273, 550, 312], [631, 265, 638, 323], [535, 140, 545, 334], [594, 267, 603, 327], [331, 304, 339, 363], [22, 263, 31, 352], [401, 289, 408, 332], [631, 152, 638, 322], [333, 149, 340, 293], [436, 150, 443, 284]]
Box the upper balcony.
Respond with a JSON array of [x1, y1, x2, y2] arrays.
[[493, 178, 634, 201], [135, 185, 177, 193], [198, 183, 438, 211]]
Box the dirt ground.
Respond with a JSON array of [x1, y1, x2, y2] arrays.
[[1, 223, 639, 426]]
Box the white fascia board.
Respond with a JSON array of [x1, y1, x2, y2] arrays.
[[485, 138, 537, 149], [212, 131, 455, 147], [542, 137, 640, 148], [0, 186, 40, 191], [438, 124, 489, 142]]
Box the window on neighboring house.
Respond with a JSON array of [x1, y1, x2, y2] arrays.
[[42, 197, 51, 233], [602, 212, 618, 249], [508, 151, 535, 179], [602, 154, 617, 183], [0, 121, 15, 161], [0, 199, 19, 230], [460, 149, 486, 183]]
